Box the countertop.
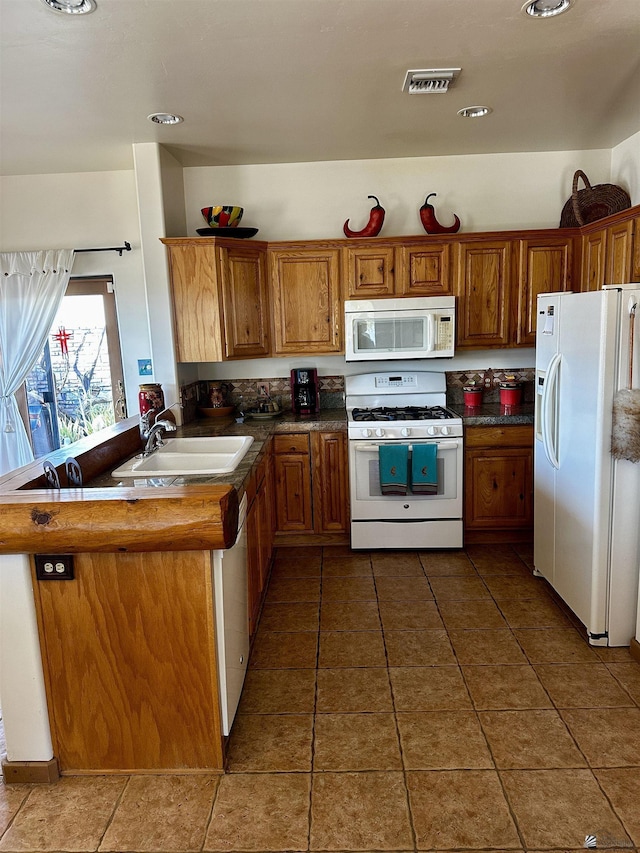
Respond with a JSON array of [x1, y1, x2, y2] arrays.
[[94, 403, 533, 491], [90, 409, 349, 492], [448, 402, 535, 426]]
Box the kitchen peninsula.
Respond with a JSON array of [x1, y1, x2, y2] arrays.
[[0, 409, 347, 780]]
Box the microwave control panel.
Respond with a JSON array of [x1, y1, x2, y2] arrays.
[[436, 315, 454, 351]]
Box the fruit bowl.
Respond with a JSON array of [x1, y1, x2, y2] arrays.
[[201, 206, 243, 228]]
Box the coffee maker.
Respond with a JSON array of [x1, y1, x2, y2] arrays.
[[290, 368, 319, 415]]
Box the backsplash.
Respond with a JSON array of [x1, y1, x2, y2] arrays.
[[180, 368, 535, 422], [180, 375, 346, 422], [445, 368, 536, 404]]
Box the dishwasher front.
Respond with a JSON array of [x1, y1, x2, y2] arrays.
[[212, 492, 249, 736]]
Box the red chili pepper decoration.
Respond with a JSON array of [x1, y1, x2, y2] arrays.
[[343, 195, 385, 238], [53, 326, 72, 356], [419, 193, 461, 234]]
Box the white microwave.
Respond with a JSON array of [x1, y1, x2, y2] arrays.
[[345, 296, 456, 361]]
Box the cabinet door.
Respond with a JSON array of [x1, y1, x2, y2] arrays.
[[455, 241, 512, 348], [312, 432, 349, 533], [397, 243, 452, 296], [605, 220, 634, 285], [632, 216, 640, 282], [465, 447, 532, 529], [581, 229, 606, 292], [269, 249, 342, 354], [219, 245, 270, 358], [273, 435, 313, 532], [515, 237, 574, 346], [166, 244, 224, 362], [344, 244, 395, 298]]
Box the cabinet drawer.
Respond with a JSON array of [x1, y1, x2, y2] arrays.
[[273, 434, 310, 455], [465, 425, 533, 448]]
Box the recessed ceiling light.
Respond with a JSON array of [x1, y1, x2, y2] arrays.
[[147, 113, 184, 125], [40, 0, 97, 14], [457, 106, 492, 119], [522, 0, 573, 18]]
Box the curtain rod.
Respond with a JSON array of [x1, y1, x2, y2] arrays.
[[74, 241, 132, 257]]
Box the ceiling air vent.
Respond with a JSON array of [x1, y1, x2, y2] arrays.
[[402, 68, 461, 94]]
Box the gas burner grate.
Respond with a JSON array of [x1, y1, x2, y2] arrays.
[[351, 405, 455, 422]]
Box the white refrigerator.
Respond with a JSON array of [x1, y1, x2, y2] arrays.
[[534, 284, 640, 646]]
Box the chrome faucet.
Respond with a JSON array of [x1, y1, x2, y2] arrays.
[[143, 419, 176, 454]]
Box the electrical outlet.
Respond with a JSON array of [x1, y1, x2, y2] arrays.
[[34, 554, 74, 581]]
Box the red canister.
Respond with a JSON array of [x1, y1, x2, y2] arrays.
[[499, 382, 522, 407], [463, 386, 483, 407], [139, 383, 164, 416]]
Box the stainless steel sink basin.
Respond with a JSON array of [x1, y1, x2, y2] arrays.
[[111, 435, 254, 478]]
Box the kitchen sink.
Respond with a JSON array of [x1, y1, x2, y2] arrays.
[[111, 435, 254, 478]]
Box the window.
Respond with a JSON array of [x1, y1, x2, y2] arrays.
[[18, 276, 126, 458]]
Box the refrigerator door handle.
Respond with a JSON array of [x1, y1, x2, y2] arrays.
[[541, 352, 561, 470]]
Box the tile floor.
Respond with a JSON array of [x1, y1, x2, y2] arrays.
[[1, 543, 640, 852]]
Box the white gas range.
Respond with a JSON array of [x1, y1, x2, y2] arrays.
[[346, 371, 463, 550]]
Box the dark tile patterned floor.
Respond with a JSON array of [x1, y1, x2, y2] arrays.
[[1, 544, 639, 852]]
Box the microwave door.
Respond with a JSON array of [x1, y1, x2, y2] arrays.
[[352, 314, 427, 358]]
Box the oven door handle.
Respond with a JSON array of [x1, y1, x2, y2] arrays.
[[352, 441, 461, 452]]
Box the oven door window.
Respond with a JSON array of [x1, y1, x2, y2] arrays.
[[353, 317, 427, 354], [349, 440, 462, 521]]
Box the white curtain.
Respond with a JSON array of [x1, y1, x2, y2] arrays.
[[0, 250, 75, 476]]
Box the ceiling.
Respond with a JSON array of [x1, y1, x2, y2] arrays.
[[1, 0, 640, 177]]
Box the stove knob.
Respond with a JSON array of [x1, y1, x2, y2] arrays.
[[427, 425, 439, 436], [401, 427, 411, 437], [362, 428, 372, 438], [375, 428, 385, 438], [441, 425, 450, 436]]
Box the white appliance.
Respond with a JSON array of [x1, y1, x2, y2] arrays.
[[346, 371, 463, 549], [534, 284, 640, 646], [345, 296, 455, 361], [212, 492, 249, 735]]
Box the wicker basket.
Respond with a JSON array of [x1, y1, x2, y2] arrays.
[[560, 170, 631, 228]]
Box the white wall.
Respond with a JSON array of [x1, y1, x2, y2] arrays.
[[611, 130, 640, 205], [0, 170, 150, 414], [183, 148, 615, 242]]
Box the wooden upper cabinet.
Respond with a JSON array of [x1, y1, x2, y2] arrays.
[[581, 229, 607, 292], [633, 216, 640, 282], [605, 218, 635, 285], [344, 240, 452, 298], [397, 242, 452, 296], [218, 244, 270, 358], [164, 241, 223, 362], [269, 247, 342, 354], [162, 238, 269, 362], [515, 236, 574, 347], [344, 244, 396, 298], [455, 240, 512, 348]]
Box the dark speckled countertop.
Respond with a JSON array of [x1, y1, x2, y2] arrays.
[[448, 402, 535, 426], [91, 403, 533, 492], [90, 409, 348, 492]]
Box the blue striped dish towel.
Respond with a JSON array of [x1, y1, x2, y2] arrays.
[[378, 444, 409, 495], [411, 444, 438, 495]]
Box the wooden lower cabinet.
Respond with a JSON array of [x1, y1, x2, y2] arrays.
[[247, 443, 275, 637], [32, 550, 225, 772], [464, 425, 534, 544], [273, 431, 349, 544], [273, 434, 314, 533], [312, 431, 349, 533]]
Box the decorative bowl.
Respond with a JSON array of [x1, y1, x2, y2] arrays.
[[201, 206, 243, 228], [198, 406, 235, 418]]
